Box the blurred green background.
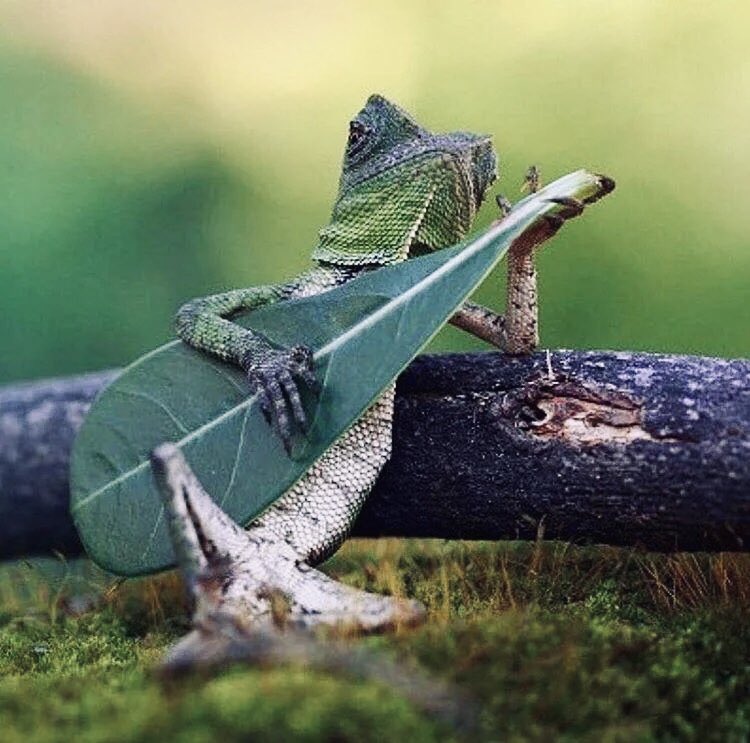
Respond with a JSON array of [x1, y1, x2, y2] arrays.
[[1, 0, 748, 385]]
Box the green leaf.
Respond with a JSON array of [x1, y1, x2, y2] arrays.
[[70, 170, 612, 575]]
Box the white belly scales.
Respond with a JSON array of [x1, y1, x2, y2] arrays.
[[250, 384, 396, 565]]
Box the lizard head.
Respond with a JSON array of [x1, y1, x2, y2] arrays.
[[313, 94, 498, 266]]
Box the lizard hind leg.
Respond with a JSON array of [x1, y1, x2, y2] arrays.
[[151, 444, 424, 635]]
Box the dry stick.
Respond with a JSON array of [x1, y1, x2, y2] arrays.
[[1, 348, 749, 560], [153, 444, 475, 732]]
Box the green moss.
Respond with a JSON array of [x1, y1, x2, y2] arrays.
[[2, 542, 749, 741]]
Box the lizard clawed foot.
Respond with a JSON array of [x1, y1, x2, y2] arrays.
[[241, 344, 319, 454], [546, 196, 585, 218], [151, 444, 425, 638], [500, 171, 615, 355]]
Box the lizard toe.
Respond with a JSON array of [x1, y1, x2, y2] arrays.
[[279, 369, 308, 432], [547, 196, 585, 218]]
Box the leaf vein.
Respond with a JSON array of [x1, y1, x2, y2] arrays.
[[220, 406, 251, 507], [116, 388, 189, 434]]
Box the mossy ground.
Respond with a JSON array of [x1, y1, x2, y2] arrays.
[[1, 540, 749, 742]]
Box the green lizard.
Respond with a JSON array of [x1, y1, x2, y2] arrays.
[[164, 95, 607, 633]]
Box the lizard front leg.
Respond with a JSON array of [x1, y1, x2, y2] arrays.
[[175, 283, 319, 452], [174, 270, 408, 624], [450, 169, 585, 354], [449, 243, 541, 354]]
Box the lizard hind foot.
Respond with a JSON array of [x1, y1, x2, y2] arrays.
[[151, 444, 425, 637]]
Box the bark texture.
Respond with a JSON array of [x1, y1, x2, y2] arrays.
[[1, 350, 748, 560], [0, 371, 117, 558], [365, 350, 750, 552]]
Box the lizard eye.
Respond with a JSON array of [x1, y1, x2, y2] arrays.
[[347, 120, 369, 152]]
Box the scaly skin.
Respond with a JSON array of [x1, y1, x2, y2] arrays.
[[172, 95, 554, 629]]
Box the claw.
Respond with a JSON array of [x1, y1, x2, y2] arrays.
[[547, 196, 584, 218], [289, 346, 319, 393], [242, 344, 319, 454], [583, 174, 616, 203], [280, 370, 308, 431], [254, 384, 273, 426], [267, 379, 293, 451], [495, 193, 512, 218], [154, 445, 466, 729], [299, 367, 322, 393]]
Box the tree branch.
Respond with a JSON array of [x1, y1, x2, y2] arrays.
[[1, 349, 748, 560]]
